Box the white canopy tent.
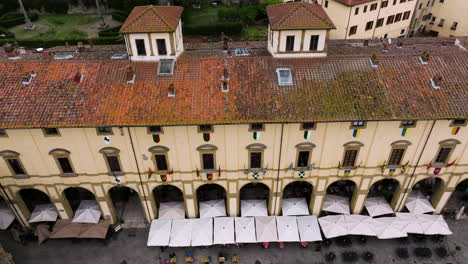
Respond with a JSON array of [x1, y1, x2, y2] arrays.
[[276, 216, 300, 242], [213, 217, 235, 244], [372, 217, 408, 239], [395, 212, 424, 234], [28, 204, 58, 223], [322, 195, 350, 215], [0, 204, 15, 230], [241, 200, 268, 217], [72, 200, 101, 224], [158, 202, 185, 220], [191, 218, 213, 246], [147, 219, 172, 246], [343, 215, 377, 236], [318, 215, 348, 238], [255, 216, 278, 242], [297, 216, 322, 242], [405, 191, 435, 214], [199, 200, 226, 218], [281, 198, 309, 216], [169, 219, 192, 247], [234, 217, 256, 243], [416, 214, 452, 235], [365, 197, 394, 217]]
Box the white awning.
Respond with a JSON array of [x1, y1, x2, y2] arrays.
[[318, 215, 348, 238], [158, 202, 185, 220], [255, 216, 278, 242], [29, 204, 58, 223], [199, 200, 226, 218], [365, 197, 394, 217], [72, 200, 101, 224], [297, 216, 322, 242], [169, 219, 192, 247], [281, 198, 309, 216], [213, 217, 235, 244], [405, 191, 435, 214], [191, 218, 213, 246], [241, 200, 268, 217], [372, 217, 408, 239], [276, 216, 300, 242], [0, 204, 15, 230], [343, 215, 377, 236], [147, 219, 172, 246], [234, 217, 256, 243], [395, 212, 424, 234], [322, 195, 350, 215], [416, 214, 452, 235]]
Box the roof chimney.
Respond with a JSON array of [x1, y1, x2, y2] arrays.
[[370, 53, 379, 68], [420, 51, 429, 64], [73, 72, 83, 84], [126, 67, 135, 83], [168, 84, 175, 97], [22, 71, 36, 85], [431, 74, 442, 89]]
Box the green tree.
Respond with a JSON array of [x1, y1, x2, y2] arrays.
[[258, 0, 282, 17]]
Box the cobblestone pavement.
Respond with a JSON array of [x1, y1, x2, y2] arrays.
[[0, 219, 466, 264]]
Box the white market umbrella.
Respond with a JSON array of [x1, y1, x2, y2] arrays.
[[395, 212, 424, 234], [318, 215, 348, 238], [297, 216, 322, 242], [234, 217, 256, 243], [416, 214, 452, 235], [0, 204, 15, 230], [241, 200, 268, 217], [147, 219, 172, 246], [158, 202, 185, 220], [365, 197, 394, 217], [372, 217, 408, 239], [213, 217, 235, 244], [72, 200, 101, 224], [281, 198, 309, 216], [255, 216, 278, 242], [169, 219, 192, 247], [199, 200, 226, 218], [322, 195, 350, 215], [29, 204, 58, 223], [276, 216, 300, 242], [405, 191, 435, 214], [191, 218, 213, 246], [343, 215, 377, 236]]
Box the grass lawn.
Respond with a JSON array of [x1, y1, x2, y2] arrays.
[[243, 24, 268, 40], [183, 7, 219, 26], [10, 14, 102, 40]]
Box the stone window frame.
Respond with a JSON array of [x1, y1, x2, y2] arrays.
[[0, 129, 8, 138], [450, 119, 467, 127], [42, 127, 61, 137], [387, 140, 412, 168], [99, 147, 124, 176], [295, 142, 316, 170], [198, 124, 214, 133], [148, 146, 170, 174], [96, 127, 114, 135], [197, 144, 218, 173], [400, 120, 417, 128], [341, 141, 364, 169], [147, 126, 164, 135], [246, 143, 267, 172], [249, 123, 265, 132], [350, 121, 367, 129], [300, 122, 316, 131], [0, 150, 28, 179], [49, 148, 77, 177], [433, 139, 460, 167]]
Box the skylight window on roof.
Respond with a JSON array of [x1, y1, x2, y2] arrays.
[[54, 54, 73, 60], [111, 53, 128, 60], [235, 48, 249, 56], [276, 68, 293, 86], [158, 59, 175, 75]]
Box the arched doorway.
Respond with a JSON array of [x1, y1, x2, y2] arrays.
[[153, 185, 184, 219], [109, 186, 146, 228], [239, 182, 270, 216], [282, 181, 313, 216], [412, 177, 444, 204], [283, 181, 313, 203], [323, 180, 356, 215], [368, 179, 400, 203], [443, 179, 468, 215], [196, 184, 227, 218], [18, 189, 52, 214], [63, 187, 96, 213]]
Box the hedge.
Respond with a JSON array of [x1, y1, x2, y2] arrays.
[[0, 36, 123, 48], [184, 22, 243, 36], [0, 13, 39, 28], [98, 26, 121, 37], [0, 27, 15, 39], [112, 11, 129, 23]]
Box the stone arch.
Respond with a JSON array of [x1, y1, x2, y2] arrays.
[[409, 177, 445, 206], [152, 184, 184, 206], [108, 185, 147, 226], [62, 186, 97, 213], [368, 178, 400, 203], [325, 178, 360, 190], [326, 179, 356, 199], [282, 180, 314, 204], [196, 183, 227, 202], [240, 182, 270, 201], [17, 188, 52, 213]]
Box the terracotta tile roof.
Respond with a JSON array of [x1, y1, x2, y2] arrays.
[[120, 5, 183, 33], [334, 0, 375, 6], [0, 38, 467, 128], [267, 2, 335, 30]]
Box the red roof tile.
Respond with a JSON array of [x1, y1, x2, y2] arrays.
[[267, 2, 335, 30], [120, 5, 183, 33], [334, 0, 375, 6]]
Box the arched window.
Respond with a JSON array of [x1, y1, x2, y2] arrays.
[[49, 149, 75, 176], [0, 150, 27, 178], [99, 147, 123, 175], [148, 146, 170, 173]]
